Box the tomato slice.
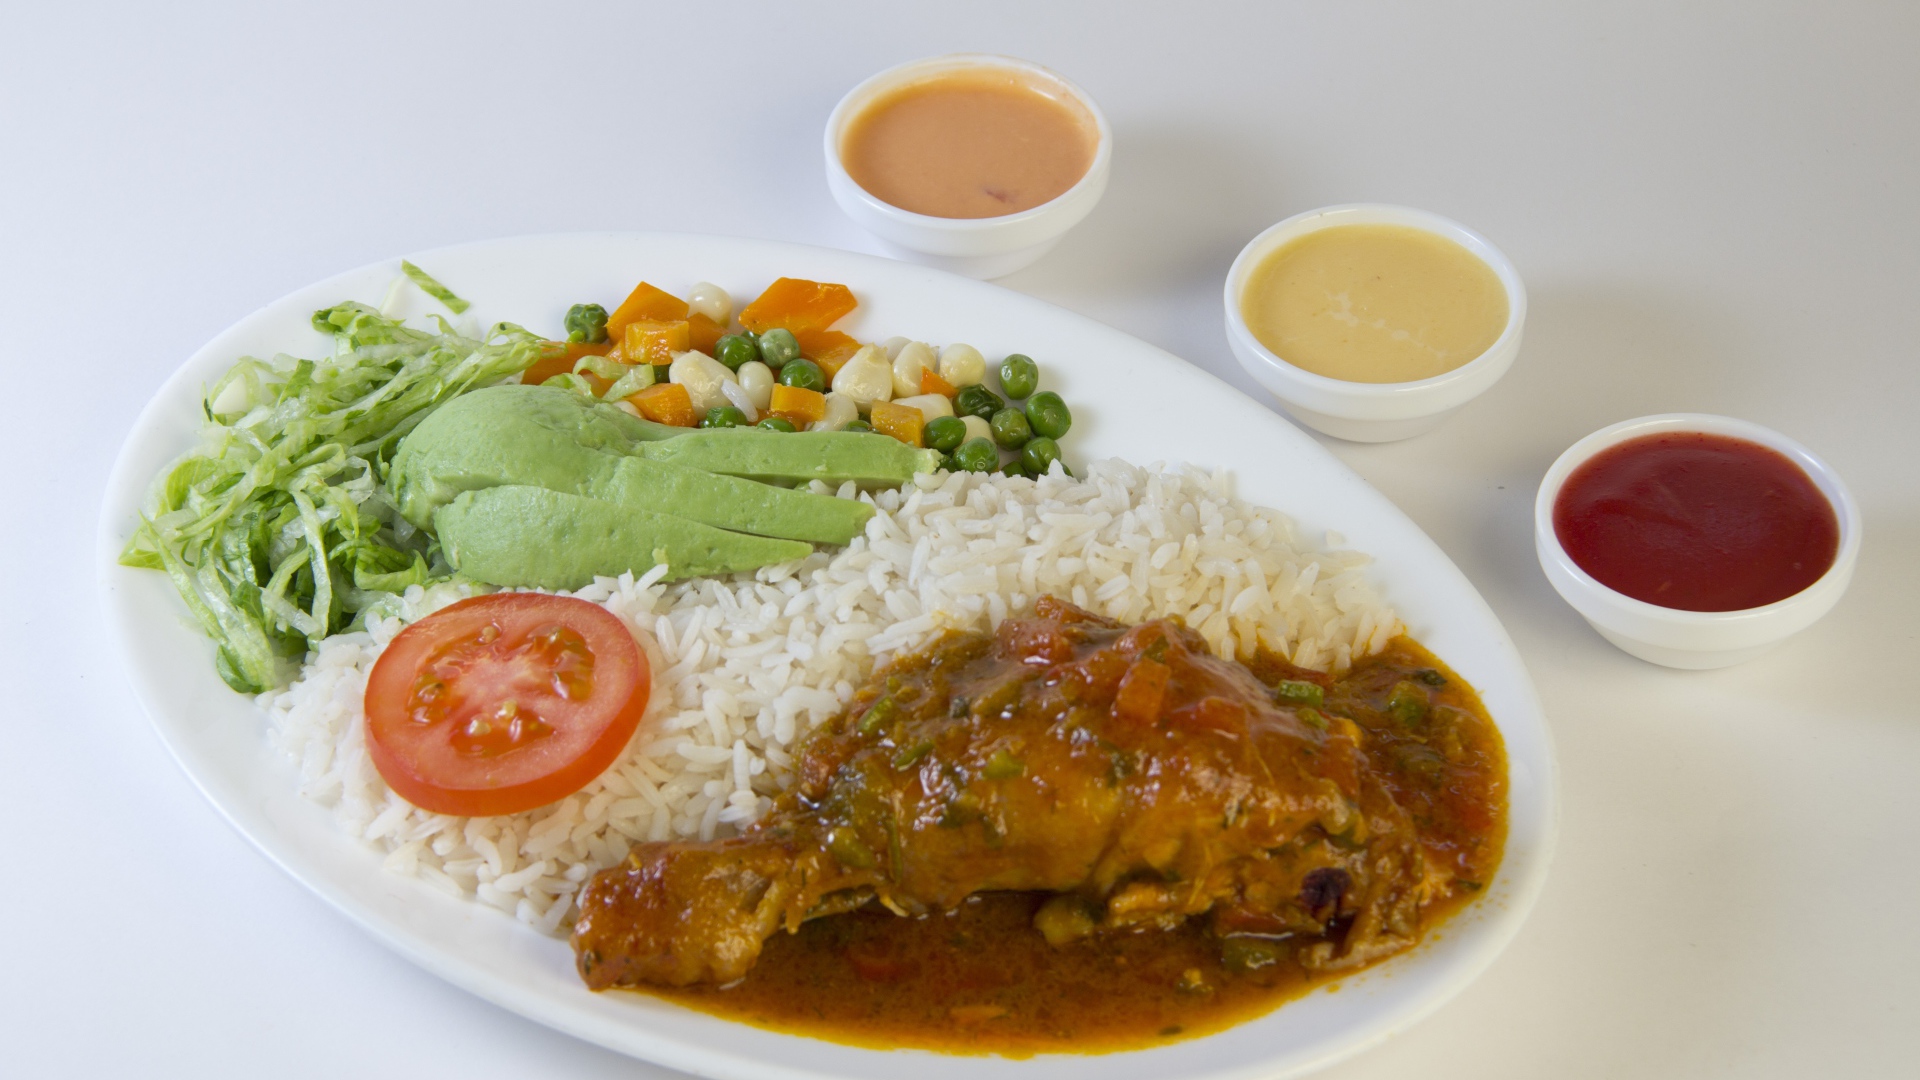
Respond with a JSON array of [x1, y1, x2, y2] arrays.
[[364, 593, 650, 817]]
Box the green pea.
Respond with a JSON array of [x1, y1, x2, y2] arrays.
[[951, 437, 998, 473], [564, 303, 609, 344], [757, 328, 801, 368], [924, 415, 967, 452], [1221, 936, 1285, 973], [990, 407, 1031, 449], [983, 749, 1025, 780], [998, 353, 1038, 399], [827, 826, 875, 869], [755, 416, 797, 432], [1387, 681, 1428, 727], [1033, 895, 1099, 947], [1274, 680, 1325, 707], [844, 419, 874, 434], [955, 384, 1005, 421], [1020, 436, 1062, 475], [714, 334, 760, 371], [776, 358, 824, 391], [1025, 391, 1071, 439], [700, 405, 748, 428], [1000, 457, 1031, 479]]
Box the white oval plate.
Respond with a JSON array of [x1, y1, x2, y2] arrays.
[[98, 233, 1555, 1080]]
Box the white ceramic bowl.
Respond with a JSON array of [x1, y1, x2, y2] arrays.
[[1534, 413, 1861, 669], [1224, 204, 1527, 442], [824, 54, 1112, 280]]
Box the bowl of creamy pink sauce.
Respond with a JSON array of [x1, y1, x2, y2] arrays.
[[824, 54, 1112, 279]]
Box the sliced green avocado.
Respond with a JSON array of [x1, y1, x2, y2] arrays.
[[388, 384, 872, 544], [434, 486, 811, 589], [388, 384, 684, 528], [635, 429, 942, 487], [595, 455, 871, 545]]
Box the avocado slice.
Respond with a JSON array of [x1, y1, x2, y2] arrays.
[[389, 384, 681, 527], [635, 429, 942, 487], [389, 384, 873, 544], [596, 455, 871, 545], [434, 486, 812, 590]]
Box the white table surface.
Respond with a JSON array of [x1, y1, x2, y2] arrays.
[[4, 3, 1916, 1076]]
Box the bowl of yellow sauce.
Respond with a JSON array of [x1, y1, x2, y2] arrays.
[[1225, 205, 1526, 441], [825, 55, 1112, 279]]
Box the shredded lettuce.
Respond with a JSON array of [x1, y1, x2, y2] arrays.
[[121, 298, 543, 692], [400, 260, 470, 314]]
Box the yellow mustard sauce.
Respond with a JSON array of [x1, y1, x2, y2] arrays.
[[1241, 224, 1508, 384]]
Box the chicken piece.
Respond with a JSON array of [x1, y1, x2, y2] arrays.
[[573, 597, 1438, 989]]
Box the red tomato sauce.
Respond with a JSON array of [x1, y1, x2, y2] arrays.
[[1553, 432, 1838, 612]]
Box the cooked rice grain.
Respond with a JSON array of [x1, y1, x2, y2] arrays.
[[263, 460, 1400, 933]]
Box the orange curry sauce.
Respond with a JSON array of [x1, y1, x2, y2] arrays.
[[643, 638, 1507, 1056]]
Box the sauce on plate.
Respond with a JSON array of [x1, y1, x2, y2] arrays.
[[841, 68, 1097, 219], [1553, 431, 1839, 611], [645, 638, 1507, 1056], [1240, 224, 1508, 383]]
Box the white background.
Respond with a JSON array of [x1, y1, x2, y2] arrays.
[[3, 2, 1916, 1077]]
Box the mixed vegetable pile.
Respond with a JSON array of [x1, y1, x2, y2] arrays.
[[532, 276, 1076, 478], [123, 266, 1083, 694]]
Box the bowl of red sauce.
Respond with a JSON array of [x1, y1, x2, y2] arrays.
[[1534, 414, 1860, 669]]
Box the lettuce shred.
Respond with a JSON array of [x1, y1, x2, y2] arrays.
[[400, 260, 471, 314], [120, 299, 542, 692]]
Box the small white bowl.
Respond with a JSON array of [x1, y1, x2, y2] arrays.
[[824, 54, 1112, 280], [1224, 204, 1527, 442], [1534, 414, 1861, 669]]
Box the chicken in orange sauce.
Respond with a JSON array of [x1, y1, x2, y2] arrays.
[[573, 597, 1505, 1053]]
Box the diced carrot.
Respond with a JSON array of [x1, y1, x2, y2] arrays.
[[1112, 659, 1170, 728], [687, 312, 725, 356], [630, 382, 696, 427], [920, 366, 958, 399], [767, 384, 827, 425], [794, 327, 858, 359], [998, 620, 1080, 666], [578, 367, 617, 396], [796, 327, 863, 380], [606, 282, 690, 339], [869, 400, 925, 447], [739, 278, 857, 334], [1171, 695, 1249, 734], [614, 319, 690, 366], [519, 340, 611, 386]]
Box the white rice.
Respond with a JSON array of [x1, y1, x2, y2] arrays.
[[261, 459, 1400, 934]]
